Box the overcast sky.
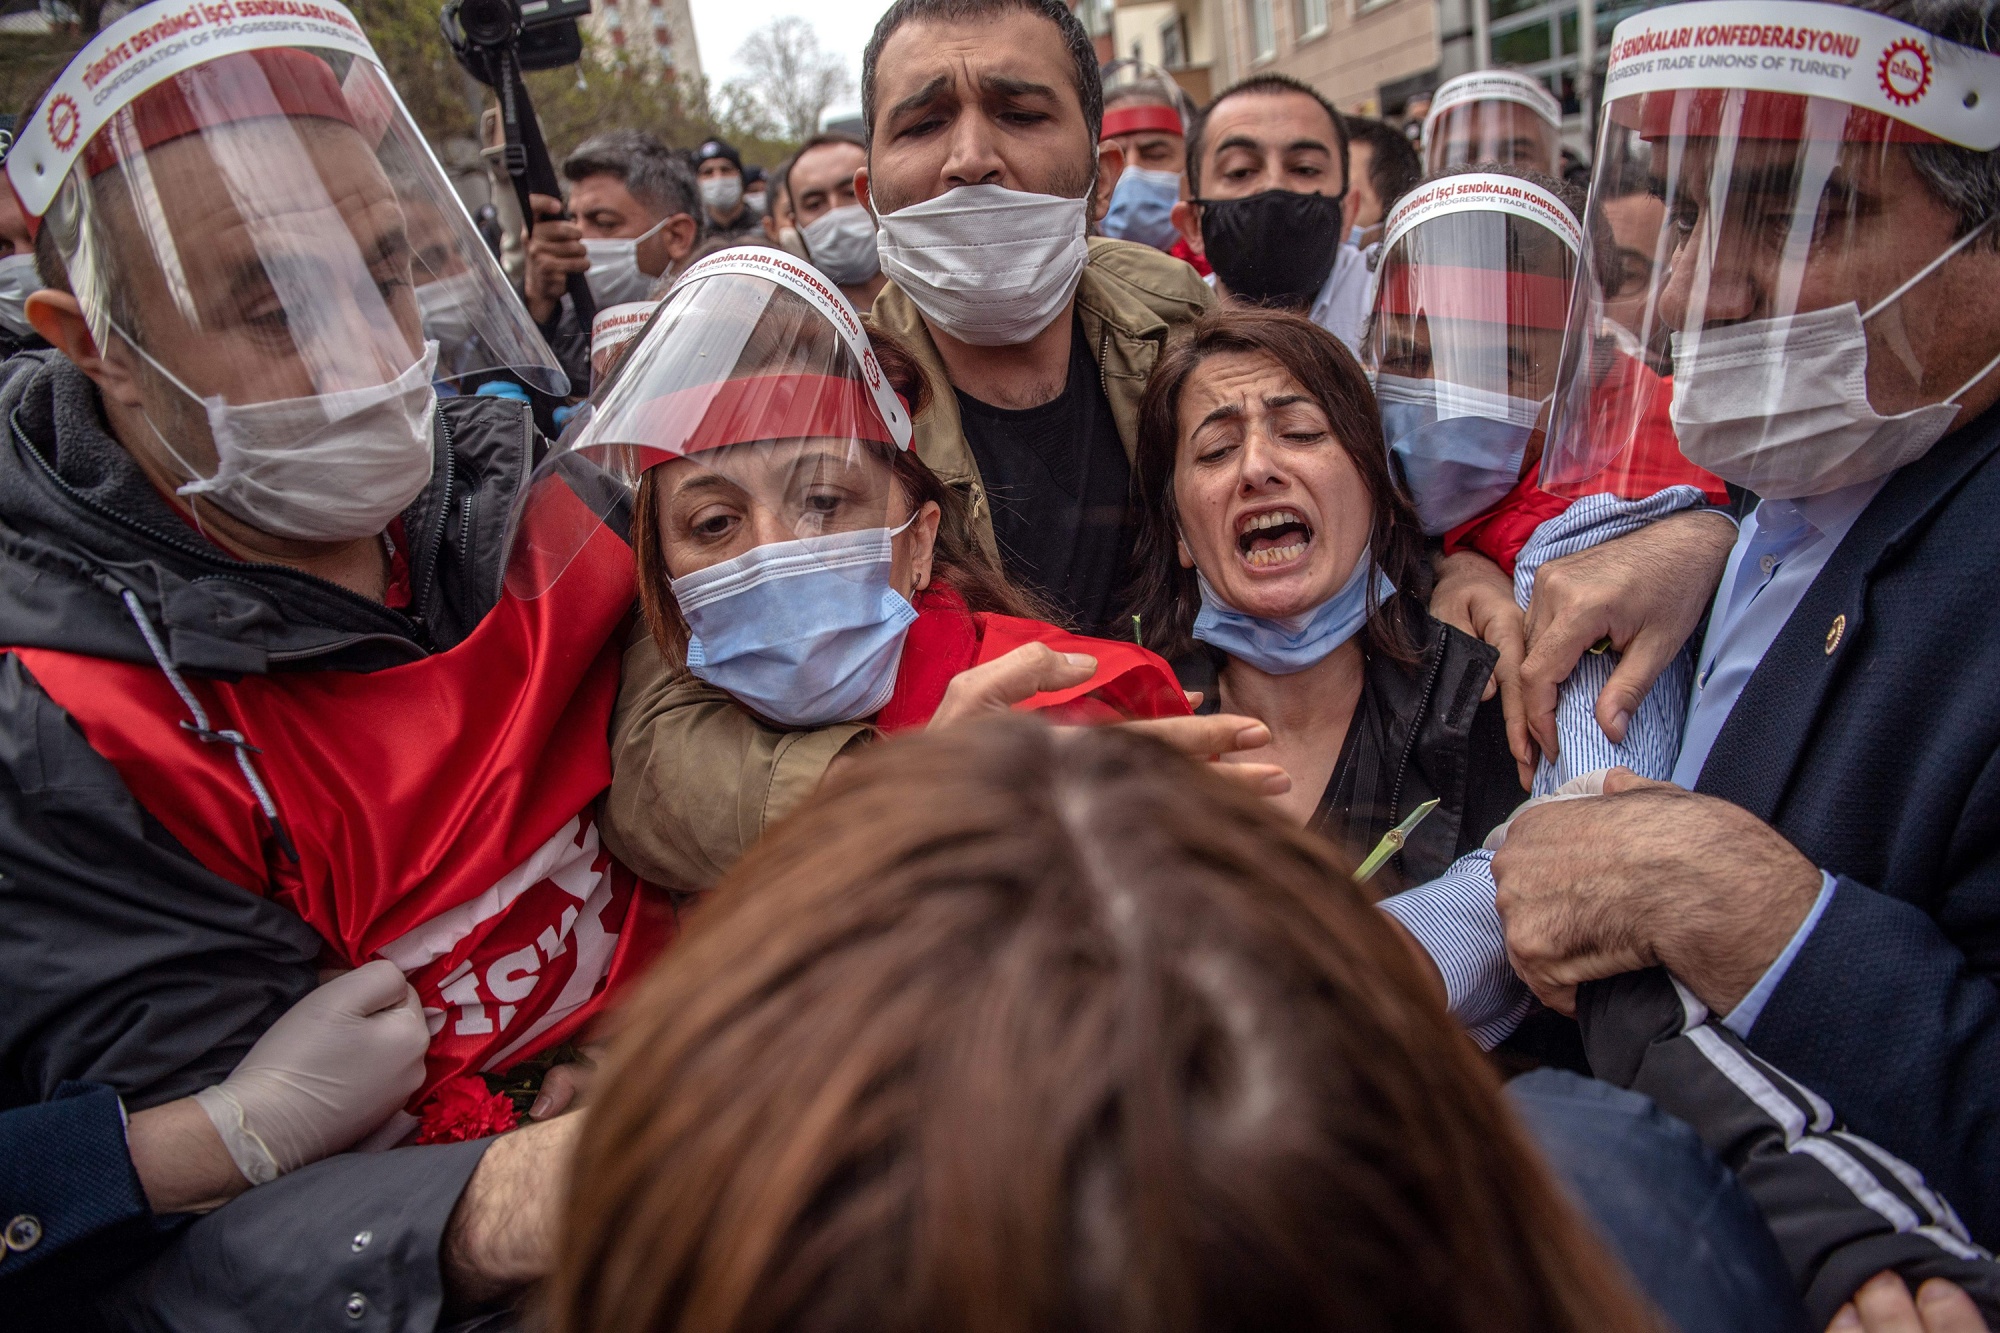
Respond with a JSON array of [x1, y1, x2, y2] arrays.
[[689, 0, 891, 120]]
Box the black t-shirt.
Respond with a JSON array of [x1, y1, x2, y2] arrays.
[[954, 323, 1134, 635]]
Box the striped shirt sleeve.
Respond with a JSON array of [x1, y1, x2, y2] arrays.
[[1380, 851, 1537, 1049], [1381, 488, 1732, 1046]]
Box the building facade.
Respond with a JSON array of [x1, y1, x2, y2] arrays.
[[584, 0, 703, 82], [1087, 0, 1674, 152]]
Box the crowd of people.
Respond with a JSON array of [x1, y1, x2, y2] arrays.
[[0, 0, 1996, 1328]]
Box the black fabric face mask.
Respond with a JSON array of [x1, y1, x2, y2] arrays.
[[1195, 189, 1347, 309]]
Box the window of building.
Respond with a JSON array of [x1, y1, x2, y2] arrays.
[[1160, 17, 1187, 67], [1248, 0, 1276, 60], [1298, 0, 1328, 37]]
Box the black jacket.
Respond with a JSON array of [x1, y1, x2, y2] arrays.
[[1177, 598, 1519, 888], [0, 350, 539, 1327]]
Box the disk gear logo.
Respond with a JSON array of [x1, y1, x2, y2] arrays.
[[1879, 37, 1934, 107], [47, 94, 81, 152]]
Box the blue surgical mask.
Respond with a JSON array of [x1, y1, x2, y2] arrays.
[[1101, 167, 1183, 251], [1374, 372, 1539, 536], [1191, 552, 1396, 675], [670, 523, 918, 727]]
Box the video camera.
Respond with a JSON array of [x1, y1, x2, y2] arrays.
[[443, 0, 597, 327]]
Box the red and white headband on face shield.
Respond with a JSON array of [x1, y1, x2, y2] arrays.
[[1369, 171, 1583, 332], [1102, 104, 1187, 139], [659, 248, 915, 452], [7, 0, 383, 221], [506, 247, 913, 598], [1601, 0, 2000, 149], [1422, 71, 1565, 154], [589, 300, 663, 383]]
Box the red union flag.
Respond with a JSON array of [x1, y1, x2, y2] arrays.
[[8, 493, 674, 1101]]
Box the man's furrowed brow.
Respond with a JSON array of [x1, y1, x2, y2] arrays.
[[1284, 138, 1333, 156], [886, 75, 954, 126], [982, 73, 1061, 103], [1710, 158, 1817, 207]]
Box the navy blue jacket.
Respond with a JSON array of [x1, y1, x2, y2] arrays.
[[0, 1083, 162, 1294], [1694, 401, 2000, 1246]]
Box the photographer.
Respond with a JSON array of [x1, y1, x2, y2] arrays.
[[523, 130, 702, 391]]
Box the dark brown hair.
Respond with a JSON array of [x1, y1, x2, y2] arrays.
[[1127, 306, 1428, 662], [1187, 73, 1350, 197], [548, 718, 1658, 1333], [861, 0, 1102, 148], [632, 327, 1041, 665]]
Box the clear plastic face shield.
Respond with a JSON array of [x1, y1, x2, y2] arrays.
[[506, 248, 914, 600], [1423, 71, 1567, 176], [6, 7, 563, 429], [1100, 59, 1193, 150], [1362, 173, 1581, 533], [588, 300, 662, 385], [8, 9, 563, 542], [1541, 0, 2000, 501]]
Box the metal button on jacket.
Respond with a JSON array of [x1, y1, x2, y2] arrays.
[[4, 1215, 41, 1252], [345, 1292, 368, 1320]]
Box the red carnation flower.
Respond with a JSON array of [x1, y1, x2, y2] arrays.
[[414, 1074, 520, 1145]]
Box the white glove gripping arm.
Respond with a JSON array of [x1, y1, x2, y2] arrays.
[[194, 959, 429, 1185]]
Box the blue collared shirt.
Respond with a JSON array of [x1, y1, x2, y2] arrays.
[[1673, 475, 1887, 1034]]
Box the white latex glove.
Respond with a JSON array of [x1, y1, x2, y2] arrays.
[[194, 959, 429, 1185], [1482, 767, 1613, 852]]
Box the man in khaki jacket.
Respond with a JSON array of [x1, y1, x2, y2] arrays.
[[601, 0, 1225, 887]]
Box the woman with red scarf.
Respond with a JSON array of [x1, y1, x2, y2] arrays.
[[515, 250, 1224, 888]]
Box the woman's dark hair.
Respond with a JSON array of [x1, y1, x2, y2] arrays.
[[1127, 306, 1428, 662], [632, 326, 1042, 666], [548, 718, 1658, 1333]]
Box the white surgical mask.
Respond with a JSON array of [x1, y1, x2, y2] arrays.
[[802, 205, 881, 287], [1671, 220, 2000, 500], [124, 331, 441, 542], [874, 184, 1088, 346], [701, 175, 744, 213], [415, 269, 486, 348], [0, 253, 37, 338], [583, 217, 669, 308]]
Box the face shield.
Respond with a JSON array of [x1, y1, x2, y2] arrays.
[[588, 300, 662, 385], [508, 249, 917, 725], [1363, 172, 1581, 534], [1423, 71, 1567, 176], [9, 9, 563, 410], [1101, 59, 1193, 143], [1541, 0, 2000, 501]]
